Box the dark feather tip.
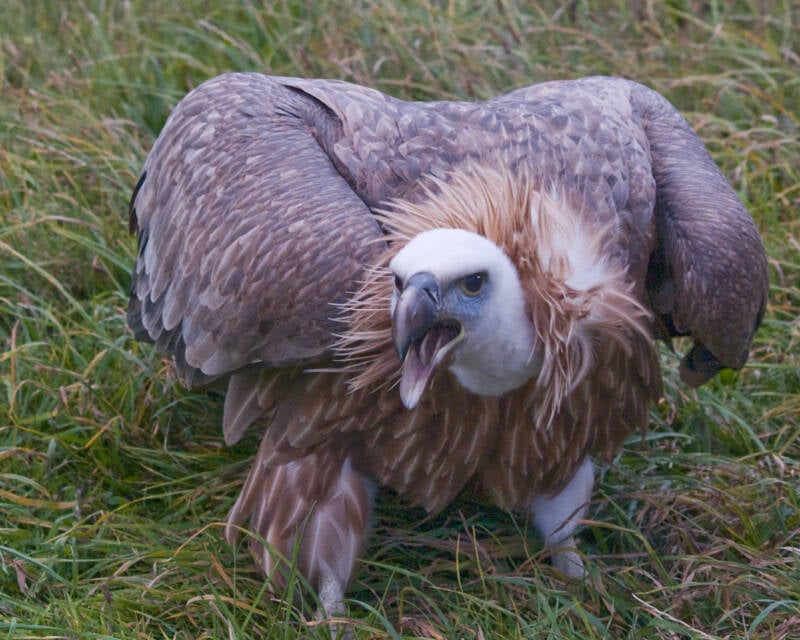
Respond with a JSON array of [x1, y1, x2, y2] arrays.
[[679, 342, 724, 387], [128, 170, 147, 233]]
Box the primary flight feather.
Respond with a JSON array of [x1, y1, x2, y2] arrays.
[[127, 72, 768, 615]]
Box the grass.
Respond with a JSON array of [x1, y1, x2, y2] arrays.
[[1, 0, 798, 637]]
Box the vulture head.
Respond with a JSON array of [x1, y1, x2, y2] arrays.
[[389, 228, 541, 408]]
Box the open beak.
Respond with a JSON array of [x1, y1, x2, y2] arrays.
[[392, 272, 464, 409]]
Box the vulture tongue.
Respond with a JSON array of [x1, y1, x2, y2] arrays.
[[399, 323, 462, 409]]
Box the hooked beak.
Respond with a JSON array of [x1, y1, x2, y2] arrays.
[[392, 272, 464, 409]]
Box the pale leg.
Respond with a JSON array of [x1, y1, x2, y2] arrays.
[[529, 457, 594, 578]]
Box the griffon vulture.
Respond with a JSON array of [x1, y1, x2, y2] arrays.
[[127, 72, 768, 616]]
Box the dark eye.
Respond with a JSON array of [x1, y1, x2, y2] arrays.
[[394, 274, 404, 292], [460, 272, 486, 297]]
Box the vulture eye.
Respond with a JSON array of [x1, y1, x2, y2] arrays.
[[460, 272, 486, 297], [393, 274, 404, 292]]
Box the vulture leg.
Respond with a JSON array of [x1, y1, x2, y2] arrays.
[[528, 457, 594, 578], [225, 454, 375, 620]]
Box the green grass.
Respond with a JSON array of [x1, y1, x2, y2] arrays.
[[1, 0, 799, 638]]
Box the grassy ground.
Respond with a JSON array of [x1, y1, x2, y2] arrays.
[[1, 1, 798, 638]]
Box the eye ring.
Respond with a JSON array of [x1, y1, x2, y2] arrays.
[[460, 272, 486, 297]]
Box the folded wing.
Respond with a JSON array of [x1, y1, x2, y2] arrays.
[[128, 73, 385, 389], [628, 80, 769, 384]]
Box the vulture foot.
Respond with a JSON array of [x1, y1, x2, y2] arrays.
[[549, 540, 587, 579], [317, 568, 353, 639]]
